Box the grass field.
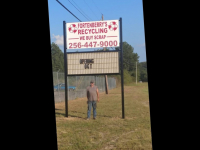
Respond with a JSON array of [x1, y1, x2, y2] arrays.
[[55, 82, 152, 150]]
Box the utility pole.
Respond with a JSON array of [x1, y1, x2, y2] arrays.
[[102, 14, 109, 94], [136, 62, 137, 84]]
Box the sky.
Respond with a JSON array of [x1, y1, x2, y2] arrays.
[[48, 0, 146, 62]]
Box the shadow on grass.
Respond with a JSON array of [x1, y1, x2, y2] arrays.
[[55, 112, 65, 116], [55, 109, 113, 119], [55, 111, 85, 119], [69, 114, 85, 119], [71, 111, 112, 118]]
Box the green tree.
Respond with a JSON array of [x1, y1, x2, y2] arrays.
[[115, 41, 140, 81], [138, 62, 148, 82], [123, 69, 134, 84], [115, 42, 139, 69], [51, 42, 64, 72]]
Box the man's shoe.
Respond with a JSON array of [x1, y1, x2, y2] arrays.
[[93, 118, 96, 120], [86, 118, 90, 120]]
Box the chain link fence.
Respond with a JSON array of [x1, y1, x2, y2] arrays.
[[53, 72, 116, 103]]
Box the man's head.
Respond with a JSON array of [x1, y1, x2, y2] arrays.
[[90, 80, 94, 86]]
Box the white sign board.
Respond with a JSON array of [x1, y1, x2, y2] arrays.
[[66, 20, 119, 49], [67, 52, 119, 75]]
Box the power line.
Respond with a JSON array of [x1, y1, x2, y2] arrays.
[[56, 0, 82, 22], [91, 0, 103, 15], [83, 0, 99, 20], [68, 0, 90, 21], [71, 0, 93, 21]]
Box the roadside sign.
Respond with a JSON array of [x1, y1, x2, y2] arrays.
[[66, 20, 119, 49]]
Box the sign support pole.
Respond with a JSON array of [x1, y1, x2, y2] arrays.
[[63, 21, 68, 117], [136, 61, 137, 84], [120, 18, 125, 119]]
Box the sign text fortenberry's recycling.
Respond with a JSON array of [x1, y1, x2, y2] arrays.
[[66, 20, 119, 49]]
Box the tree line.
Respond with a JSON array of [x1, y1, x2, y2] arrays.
[[51, 41, 147, 83]]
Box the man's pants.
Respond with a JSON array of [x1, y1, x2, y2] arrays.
[[87, 101, 97, 118]]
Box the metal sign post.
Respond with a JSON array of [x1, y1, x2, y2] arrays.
[[119, 18, 125, 119], [63, 21, 68, 117]]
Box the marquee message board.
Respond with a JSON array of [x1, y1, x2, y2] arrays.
[[66, 20, 119, 49], [67, 51, 119, 75]]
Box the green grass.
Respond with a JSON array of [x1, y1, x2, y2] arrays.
[[55, 82, 152, 150]]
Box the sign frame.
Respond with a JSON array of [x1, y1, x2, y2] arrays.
[[63, 18, 125, 119]]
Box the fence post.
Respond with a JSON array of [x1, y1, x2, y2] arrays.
[[57, 70, 60, 102]]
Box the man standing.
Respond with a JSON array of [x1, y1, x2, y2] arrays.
[[86, 80, 99, 120]]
